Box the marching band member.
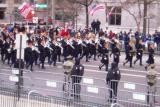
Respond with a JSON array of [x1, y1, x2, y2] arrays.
[[134, 39, 144, 66], [99, 40, 109, 71]]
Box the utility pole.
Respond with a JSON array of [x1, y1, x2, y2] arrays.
[[52, 0, 55, 20]]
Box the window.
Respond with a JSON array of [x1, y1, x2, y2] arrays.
[[0, 8, 5, 19], [0, 0, 5, 3], [108, 7, 121, 25]]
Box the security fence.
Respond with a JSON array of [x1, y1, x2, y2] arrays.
[[0, 70, 160, 107]]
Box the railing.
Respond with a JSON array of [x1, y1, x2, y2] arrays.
[[0, 70, 160, 107]]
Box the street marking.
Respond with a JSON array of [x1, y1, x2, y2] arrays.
[[46, 81, 57, 88], [87, 87, 99, 94], [9, 75, 19, 82], [83, 78, 94, 84], [133, 93, 146, 101], [124, 83, 136, 90]]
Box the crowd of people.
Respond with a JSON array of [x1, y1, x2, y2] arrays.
[[0, 22, 157, 72]]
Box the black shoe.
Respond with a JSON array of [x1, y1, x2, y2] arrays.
[[42, 66, 45, 69], [99, 66, 101, 70], [140, 64, 143, 66], [86, 60, 89, 62], [145, 66, 147, 70], [53, 63, 56, 66], [30, 68, 33, 72]]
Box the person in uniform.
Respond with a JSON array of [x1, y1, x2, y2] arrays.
[[56, 37, 62, 62], [145, 43, 155, 70], [10, 43, 17, 67], [25, 40, 34, 71], [113, 42, 120, 66], [72, 36, 79, 59], [89, 35, 97, 60], [71, 58, 84, 99], [38, 40, 46, 69], [3, 38, 11, 64], [106, 62, 121, 103], [61, 36, 69, 60], [123, 41, 135, 68], [50, 39, 58, 66], [97, 37, 105, 58], [134, 39, 143, 66], [80, 35, 90, 62], [99, 41, 109, 71]]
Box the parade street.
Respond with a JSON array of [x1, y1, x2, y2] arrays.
[[0, 53, 160, 105]]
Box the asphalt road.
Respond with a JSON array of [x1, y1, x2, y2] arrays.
[[0, 53, 160, 106]]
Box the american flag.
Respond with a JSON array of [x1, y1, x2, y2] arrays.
[[89, 4, 105, 16], [107, 6, 115, 16], [18, 2, 33, 20]]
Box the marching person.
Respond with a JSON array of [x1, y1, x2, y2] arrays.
[[134, 39, 144, 66], [24, 40, 34, 71], [113, 42, 121, 66], [89, 35, 97, 60], [50, 39, 58, 66], [71, 58, 84, 99], [10, 43, 17, 67], [145, 43, 155, 70], [123, 41, 135, 68], [80, 36, 90, 62], [38, 39, 46, 69], [99, 41, 109, 71], [106, 62, 121, 103]]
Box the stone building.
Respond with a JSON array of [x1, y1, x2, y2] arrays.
[[77, 0, 160, 33], [0, 0, 55, 24]]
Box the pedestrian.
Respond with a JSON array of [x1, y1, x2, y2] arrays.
[[71, 58, 84, 99], [106, 62, 121, 103]]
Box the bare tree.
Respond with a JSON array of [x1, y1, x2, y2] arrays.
[[69, 0, 93, 29], [55, 0, 82, 28], [120, 0, 159, 34], [120, 0, 143, 32]]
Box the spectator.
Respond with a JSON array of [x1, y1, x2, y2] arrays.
[[96, 19, 101, 33], [91, 20, 96, 34]]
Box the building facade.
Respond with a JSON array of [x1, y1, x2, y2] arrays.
[[77, 0, 160, 34], [0, 0, 55, 24]]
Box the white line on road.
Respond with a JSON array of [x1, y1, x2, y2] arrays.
[[0, 68, 160, 80]]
